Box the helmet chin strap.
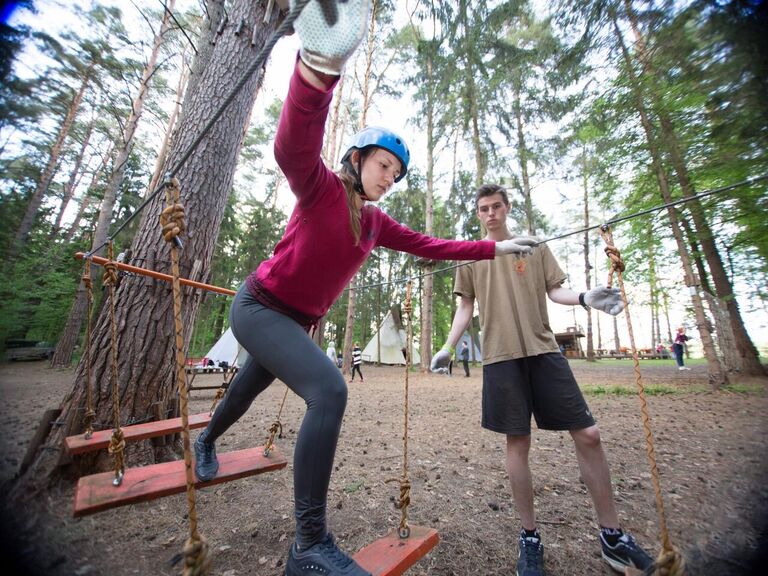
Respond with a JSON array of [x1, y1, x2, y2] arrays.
[[342, 156, 370, 200]]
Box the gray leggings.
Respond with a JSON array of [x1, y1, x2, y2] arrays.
[[204, 285, 347, 548]]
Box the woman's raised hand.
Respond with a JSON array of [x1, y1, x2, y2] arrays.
[[292, 0, 370, 75]]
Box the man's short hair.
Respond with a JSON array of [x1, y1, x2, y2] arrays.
[[475, 184, 509, 209]]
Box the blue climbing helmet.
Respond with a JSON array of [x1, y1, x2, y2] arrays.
[[341, 126, 410, 183]]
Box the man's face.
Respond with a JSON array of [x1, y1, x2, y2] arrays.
[[476, 193, 509, 232]]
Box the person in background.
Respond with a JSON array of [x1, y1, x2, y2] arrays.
[[350, 342, 363, 382], [326, 341, 337, 365], [672, 327, 691, 370], [459, 340, 470, 377], [192, 6, 537, 575], [431, 184, 653, 576]]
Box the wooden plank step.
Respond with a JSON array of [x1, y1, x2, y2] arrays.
[[73, 446, 287, 517], [64, 412, 213, 455], [354, 525, 439, 576]]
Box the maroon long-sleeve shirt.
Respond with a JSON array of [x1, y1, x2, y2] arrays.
[[247, 59, 495, 321]]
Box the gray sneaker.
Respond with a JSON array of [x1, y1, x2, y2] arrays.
[[194, 431, 219, 482], [286, 533, 371, 576], [517, 532, 544, 576], [600, 532, 653, 573]]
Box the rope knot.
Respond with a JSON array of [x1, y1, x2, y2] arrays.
[[102, 261, 119, 286], [604, 245, 625, 274], [160, 203, 186, 243], [182, 535, 211, 576]]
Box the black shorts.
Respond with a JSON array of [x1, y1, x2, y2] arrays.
[[481, 352, 595, 435]]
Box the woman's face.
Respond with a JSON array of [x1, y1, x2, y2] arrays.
[[354, 148, 403, 201]]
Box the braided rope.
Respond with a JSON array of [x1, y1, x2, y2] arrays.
[[386, 280, 413, 539], [82, 259, 96, 439], [599, 226, 685, 576], [263, 386, 289, 457], [102, 241, 125, 486], [162, 178, 210, 575]]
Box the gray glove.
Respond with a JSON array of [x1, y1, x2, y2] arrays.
[[583, 286, 625, 316], [430, 347, 453, 373], [292, 0, 370, 75], [494, 236, 538, 256]]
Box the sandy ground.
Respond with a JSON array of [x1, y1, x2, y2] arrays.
[[0, 359, 766, 576]]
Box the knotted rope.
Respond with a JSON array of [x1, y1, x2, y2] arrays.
[[162, 178, 210, 575], [599, 225, 685, 576], [82, 258, 96, 439], [102, 241, 125, 486], [386, 280, 414, 539], [263, 386, 289, 457]]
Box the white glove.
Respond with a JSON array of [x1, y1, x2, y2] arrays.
[[494, 236, 538, 256], [292, 0, 370, 75], [430, 347, 453, 373], [583, 286, 625, 316]]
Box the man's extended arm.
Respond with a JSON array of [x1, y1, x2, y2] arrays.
[[548, 285, 626, 316]]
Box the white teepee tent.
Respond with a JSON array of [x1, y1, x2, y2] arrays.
[[203, 327, 249, 367], [361, 307, 421, 365]]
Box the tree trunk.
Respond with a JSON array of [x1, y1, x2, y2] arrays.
[[62, 143, 113, 245], [342, 4, 378, 374], [420, 45, 436, 371], [11, 66, 92, 256], [14, 0, 277, 493], [50, 6, 173, 369], [581, 154, 594, 361], [612, 14, 726, 388], [622, 0, 764, 376], [50, 116, 95, 239], [515, 86, 535, 234]]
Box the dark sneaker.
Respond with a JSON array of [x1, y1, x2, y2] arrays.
[[194, 431, 219, 482], [600, 532, 653, 573], [286, 533, 371, 576], [517, 533, 544, 576]]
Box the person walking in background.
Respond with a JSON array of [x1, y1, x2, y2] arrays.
[[192, 12, 537, 572], [459, 340, 470, 377], [431, 184, 652, 576], [350, 342, 364, 382], [326, 341, 337, 364], [672, 327, 691, 370]]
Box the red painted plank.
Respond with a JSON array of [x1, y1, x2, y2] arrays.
[[64, 412, 213, 455], [354, 525, 439, 576], [73, 446, 287, 517]]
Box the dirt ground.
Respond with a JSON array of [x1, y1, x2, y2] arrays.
[[0, 359, 767, 576]]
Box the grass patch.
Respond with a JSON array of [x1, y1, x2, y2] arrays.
[[582, 384, 679, 396], [722, 383, 765, 395]]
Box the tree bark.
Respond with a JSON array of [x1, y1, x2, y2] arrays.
[[581, 153, 594, 361], [14, 0, 277, 494]]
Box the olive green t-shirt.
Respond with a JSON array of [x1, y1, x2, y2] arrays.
[[454, 244, 567, 365]]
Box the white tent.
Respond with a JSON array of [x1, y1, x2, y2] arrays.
[[361, 307, 421, 365], [203, 327, 249, 368]]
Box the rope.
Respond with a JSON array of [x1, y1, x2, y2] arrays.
[[103, 241, 125, 486], [263, 386, 289, 457], [162, 178, 210, 575], [385, 280, 414, 539], [82, 259, 96, 439], [598, 225, 686, 576]]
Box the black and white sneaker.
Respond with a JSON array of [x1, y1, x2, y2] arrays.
[[286, 533, 371, 576], [600, 532, 653, 573], [517, 532, 545, 576]]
